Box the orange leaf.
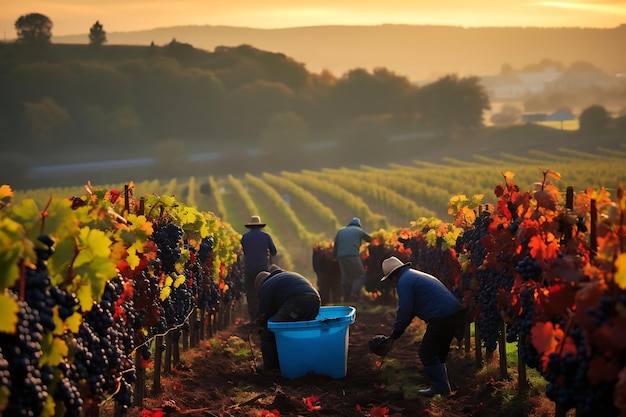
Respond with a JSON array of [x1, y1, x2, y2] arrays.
[[531, 321, 561, 357], [371, 406, 390, 417]]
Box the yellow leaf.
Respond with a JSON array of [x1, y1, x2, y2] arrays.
[[503, 171, 516, 181], [0, 292, 19, 333], [616, 253, 626, 290], [174, 274, 186, 288], [160, 286, 171, 301], [0, 184, 13, 201], [126, 246, 140, 270], [75, 278, 94, 312], [65, 312, 82, 333]]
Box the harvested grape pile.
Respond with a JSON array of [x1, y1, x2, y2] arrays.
[[115, 305, 556, 417]]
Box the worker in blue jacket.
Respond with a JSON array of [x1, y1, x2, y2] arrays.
[[241, 215, 277, 320], [380, 256, 465, 397], [255, 266, 321, 372]]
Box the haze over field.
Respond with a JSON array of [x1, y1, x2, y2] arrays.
[[2, 0, 626, 38]]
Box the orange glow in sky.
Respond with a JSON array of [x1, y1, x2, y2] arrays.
[[1, 0, 625, 38]]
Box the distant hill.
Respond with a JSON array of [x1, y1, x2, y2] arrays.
[[54, 24, 626, 81]]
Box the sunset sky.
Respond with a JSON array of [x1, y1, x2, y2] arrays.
[[2, 0, 626, 39]]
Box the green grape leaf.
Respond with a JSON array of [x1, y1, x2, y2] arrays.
[[41, 198, 79, 240], [74, 227, 111, 267], [47, 237, 76, 287], [0, 292, 19, 333], [74, 256, 117, 304], [40, 331, 68, 366], [0, 218, 24, 289]]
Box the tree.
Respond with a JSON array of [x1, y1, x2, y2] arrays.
[[579, 104, 610, 134], [416, 74, 491, 135], [89, 21, 107, 46], [15, 13, 52, 44]]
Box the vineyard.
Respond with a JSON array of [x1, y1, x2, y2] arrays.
[[2, 144, 626, 416]]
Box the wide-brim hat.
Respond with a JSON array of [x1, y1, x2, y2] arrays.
[[245, 215, 266, 228], [380, 256, 410, 282]]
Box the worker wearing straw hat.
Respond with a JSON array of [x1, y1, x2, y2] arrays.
[[241, 215, 277, 320], [379, 256, 465, 397]]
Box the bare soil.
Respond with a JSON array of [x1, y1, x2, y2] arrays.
[[115, 302, 559, 417]]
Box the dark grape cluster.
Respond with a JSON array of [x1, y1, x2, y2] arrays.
[[152, 222, 183, 273], [2, 235, 84, 416], [507, 287, 541, 369], [198, 236, 213, 263], [72, 278, 136, 409], [0, 296, 50, 416], [515, 256, 542, 282], [543, 327, 618, 416]]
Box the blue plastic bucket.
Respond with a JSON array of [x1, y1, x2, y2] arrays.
[[267, 305, 356, 379]]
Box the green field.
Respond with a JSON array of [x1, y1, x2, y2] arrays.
[[12, 144, 626, 277]]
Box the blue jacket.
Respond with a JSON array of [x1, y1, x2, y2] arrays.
[[241, 228, 277, 274], [392, 267, 462, 337], [257, 269, 320, 322], [333, 219, 372, 258]]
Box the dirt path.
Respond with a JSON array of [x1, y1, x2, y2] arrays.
[[121, 301, 555, 417]]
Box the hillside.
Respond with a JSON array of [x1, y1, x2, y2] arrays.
[[55, 24, 626, 80]]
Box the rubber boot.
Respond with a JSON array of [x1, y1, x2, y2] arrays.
[[418, 364, 451, 397]]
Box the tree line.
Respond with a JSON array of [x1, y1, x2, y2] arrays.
[[2, 14, 490, 155]]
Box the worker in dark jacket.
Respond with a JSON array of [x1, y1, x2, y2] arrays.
[[380, 256, 465, 397], [241, 215, 277, 320], [333, 217, 372, 301], [255, 266, 321, 372]]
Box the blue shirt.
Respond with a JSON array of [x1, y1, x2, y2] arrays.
[[241, 228, 277, 274], [392, 267, 462, 336], [333, 225, 372, 258]]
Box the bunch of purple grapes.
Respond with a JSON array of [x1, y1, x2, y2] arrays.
[[2, 235, 83, 416], [152, 222, 184, 273], [543, 326, 618, 416]]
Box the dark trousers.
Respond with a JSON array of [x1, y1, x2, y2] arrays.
[[260, 295, 320, 370], [245, 271, 260, 320], [418, 309, 466, 367]]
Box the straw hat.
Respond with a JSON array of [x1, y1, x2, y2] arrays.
[[255, 271, 271, 293], [380, 256, 411, 282], [245, 215, 266, 228]]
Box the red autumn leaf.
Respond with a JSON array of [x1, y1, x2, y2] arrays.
[[109, 189, 121, 203], [588, 356, 620, 385], [537, 282, 575, 316], [370, 406, 390, 417], [531, 321, 562, 371], [141, 409, 164, 417], [497, 199, 512, 220], [534, 190, 557, 211], [528, 234, 559, 263], [172, 381, 183, 392], [573, 283, 604, 332], [303, 395, 321, 412], [590, 318, 626, 353]]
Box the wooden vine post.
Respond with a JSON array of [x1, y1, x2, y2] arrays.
[[153, 335, 163, 394], [498, 320, 508, 379]]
